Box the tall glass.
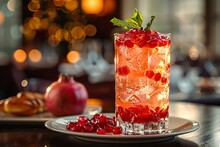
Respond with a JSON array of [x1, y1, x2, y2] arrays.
[[114, 30, 171, 135]]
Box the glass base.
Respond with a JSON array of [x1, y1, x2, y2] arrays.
[[117, 118, 169, 135]]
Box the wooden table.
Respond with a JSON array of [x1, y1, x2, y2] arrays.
[[0, 100, 220, 147]]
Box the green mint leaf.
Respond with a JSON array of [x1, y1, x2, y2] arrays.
[[145, 16, 155, 30], [126, 9, 143, 29], [110, 17, 132, 29], [110, 9, 155, 30]]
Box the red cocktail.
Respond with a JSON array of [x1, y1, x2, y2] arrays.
[[114, 29, 171, 134]]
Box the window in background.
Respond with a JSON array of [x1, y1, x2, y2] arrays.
[[0, 0, 22, 57]]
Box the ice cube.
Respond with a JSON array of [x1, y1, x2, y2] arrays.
[[126, 94, 141, 104], [128, 49, 149, 72], [126, 46, 143, 61]]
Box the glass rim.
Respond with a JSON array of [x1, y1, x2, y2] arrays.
[[114, 32, 171, 36]]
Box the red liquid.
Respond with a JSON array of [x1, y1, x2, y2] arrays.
[[114, 29, 171, 134]]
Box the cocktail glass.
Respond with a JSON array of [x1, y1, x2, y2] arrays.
[[114, 29, 171, 135]]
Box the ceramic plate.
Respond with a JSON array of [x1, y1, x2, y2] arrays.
[[45, 113, 199, 143], [0, 106, 102, 125]]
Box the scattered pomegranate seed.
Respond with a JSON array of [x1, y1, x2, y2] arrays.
[[117, 65, 130, 76], [113, 127, 122, 134], [104, 125, 113, 132], [97, 128, 106, 134], [154, 72, 161, 81], [84, 124, 94, 132], [161, 77, 168, 84], [66, 113, 122, 135], [145, 70, 154, 78]]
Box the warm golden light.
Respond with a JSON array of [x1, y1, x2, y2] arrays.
[[28, 49, 42, 63], [13, 49, 27, 63], [71, 26, 86, 41], [48, 35, 60, 47], [63, 29, 71, 41], [84, 24, 97, 37], [53, 0, 66, 7], [28, 17, 41, 30], [41, 18, 49, 29], [0, 11, 5, 25], [81, 0, 103, 14], [28, 0, 40, 12], [65, 0, 78, 11], [67, 50, 80, 63], [48, 23, 61, 36], [55, 29, 63, 41], [87, 98, 103, 106]]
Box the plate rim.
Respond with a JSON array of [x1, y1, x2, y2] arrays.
[[44, 113, 200, 142]]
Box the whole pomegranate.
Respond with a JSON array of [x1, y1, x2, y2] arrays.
[[45, 74, 88, 116]]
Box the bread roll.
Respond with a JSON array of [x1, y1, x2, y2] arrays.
[[0, 99, 6, 112], [3, 92, 47, 116]]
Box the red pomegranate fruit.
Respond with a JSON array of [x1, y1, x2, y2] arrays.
[[45, 74, 88, 116]]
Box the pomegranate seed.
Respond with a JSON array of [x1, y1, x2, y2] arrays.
[[154, 72, 161, 81], [78, 116, 89, 122], [145, 70, 154, 78], [66, 121, 77, 130], [69, 123, 82, 132], [115, 40, 122, 46], [125, 40, 134, 48], [149, 40, 158, 48], [120, 108, 133, 122], [104, 125, 113, 132], [137, 39, 147, 47], [113, 127, 122, 134], [97, 114, 107, 126], [84, 124, 94, 132], [117, 65, 130, 76], [66, 113, 123, 135], [106, 118, 115, 126], [161, 77, 168, 84], [97, 128, 106, 134]]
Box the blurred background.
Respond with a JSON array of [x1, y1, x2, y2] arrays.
[[0, 0, 220, 103]]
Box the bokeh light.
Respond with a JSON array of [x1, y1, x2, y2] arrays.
[[21, 79, 28, 87], [81, 0, 103, 14], [13, 49, 27, 63], [67, 50, 80, 63], [0, 11, 5, 25], [53, 0, 66, 7], [71, 26, 86, 41], [28, 49, 42, 63], [7, 0, 16, 12], [84, 24, 97, 37], [22, 0, 97, 55], [28, 0, 40, 12], [65, 0, 78, 11]]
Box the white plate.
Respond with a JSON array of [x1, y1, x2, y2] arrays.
[[45, 113, 200, 143], [0, 106, 102, 125]]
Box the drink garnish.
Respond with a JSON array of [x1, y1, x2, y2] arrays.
[[110, 9, 155, 30]]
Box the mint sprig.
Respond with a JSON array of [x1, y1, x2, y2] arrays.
[[125, 9, 143, 29], [110, 9, 155, 30], [145, 16, 155, 30]]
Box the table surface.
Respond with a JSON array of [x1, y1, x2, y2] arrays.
[[1, 99, 220, 147]]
